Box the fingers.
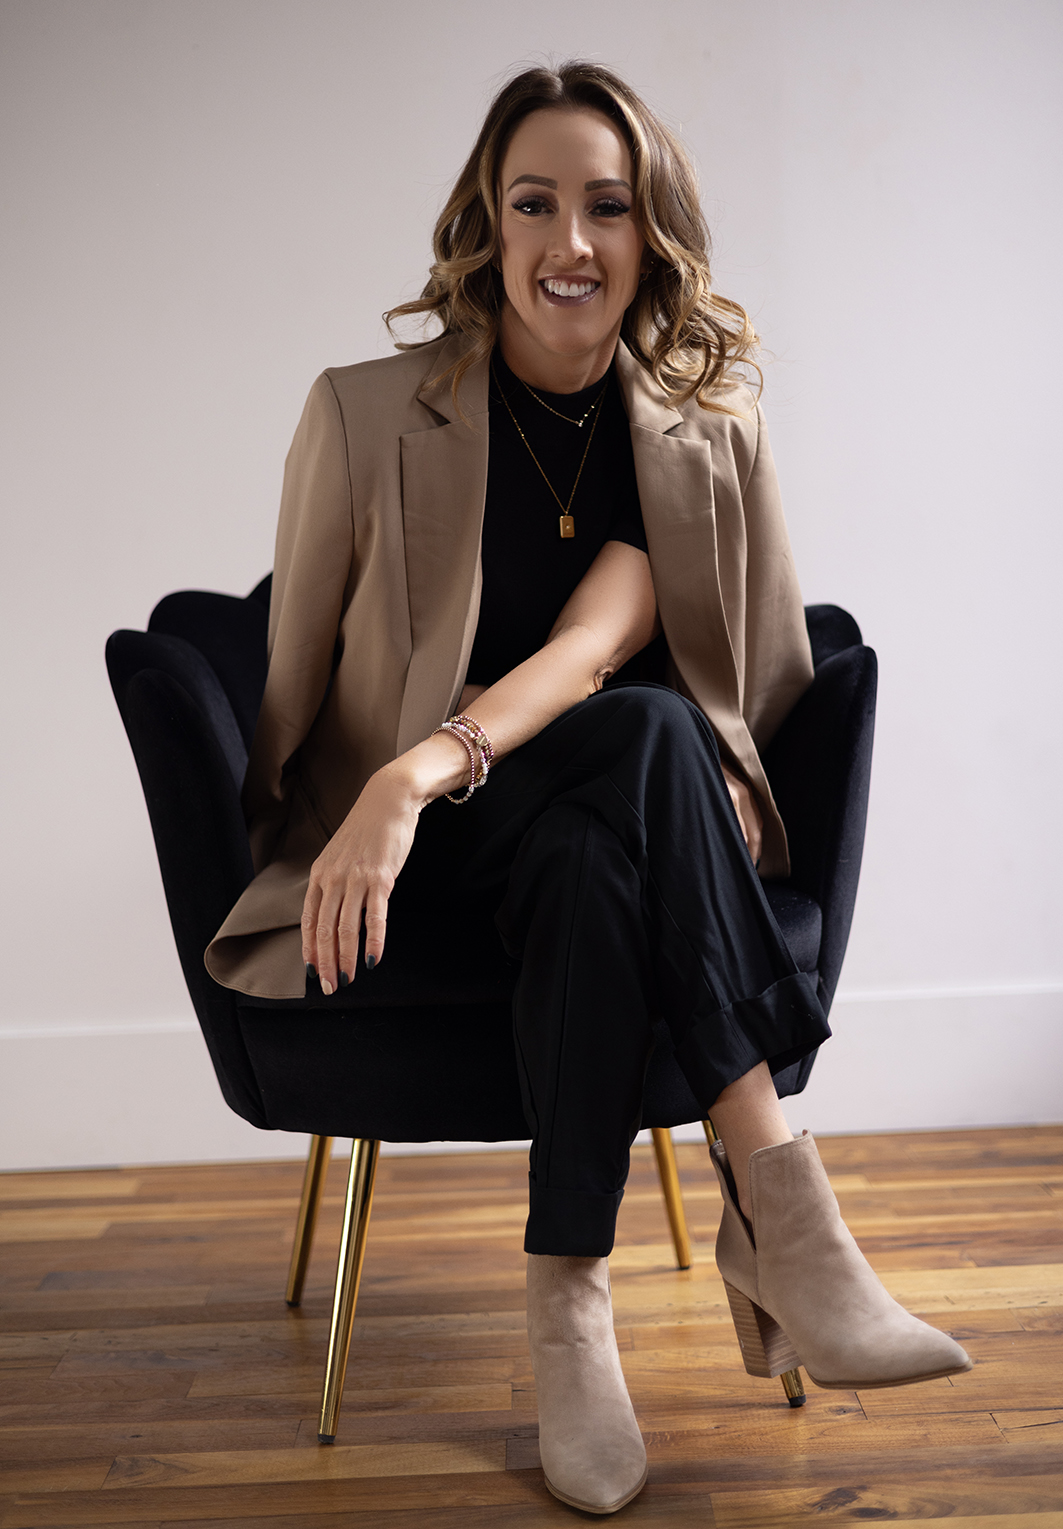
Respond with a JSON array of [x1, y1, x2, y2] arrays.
[[301, 877, 323, 979], [302, 867, 393, 994], [337, 894, 369, 985], [312, 875, 347, 995], [363, 886, 389, 971]]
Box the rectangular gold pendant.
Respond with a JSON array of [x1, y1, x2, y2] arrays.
[[559, 515, 575, 538]]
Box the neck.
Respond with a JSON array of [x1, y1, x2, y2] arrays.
[[498, 306, 620, 394]]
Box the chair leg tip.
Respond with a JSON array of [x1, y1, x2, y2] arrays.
[[285, 1299, 300, 1308], [318, 1432, 336, 1444], [787, 1394, 806, 1408]]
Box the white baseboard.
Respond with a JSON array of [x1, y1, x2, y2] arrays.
[[1, 986, 1059, 1172], [772, 983, 1063, 1137]]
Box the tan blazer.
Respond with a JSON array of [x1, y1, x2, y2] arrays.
[[205, 335, 814, 1000]]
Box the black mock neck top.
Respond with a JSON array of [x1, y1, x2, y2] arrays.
[[465, 350, 647, 686]]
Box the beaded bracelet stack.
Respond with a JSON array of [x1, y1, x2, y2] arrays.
[[433, 713, 495, 805]]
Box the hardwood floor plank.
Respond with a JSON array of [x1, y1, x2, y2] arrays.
[[186, 1355, 525, 1397], [995, 1409, 1063, 1445], [291, 1385, 514, 1423], [0, 1175, 142, 1204], [639, 1409, 1005, 1455], [0, 1421, 302, 1463], [102, 1441, 508, 1488], [0, 1459, 114, 1493], [708, 1480, 1063, 1524], [0, 1219, 111, 1246], [0, 1289, 213, 1317], [0, 1471, 545, 1527], [0, 1372, 194, 1409]]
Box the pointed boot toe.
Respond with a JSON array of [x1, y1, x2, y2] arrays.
[[527, 1254, 648, 1514], [713, 1133, 972, 1391], [804, 1314, 972, 1390]]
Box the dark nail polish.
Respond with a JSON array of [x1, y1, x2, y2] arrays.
[[366, 954, 376, 970], [339, 971, 349, 988], [305, 963, 317, 979]]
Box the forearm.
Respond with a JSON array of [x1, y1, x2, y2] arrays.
[[380, 622, 610, 807]]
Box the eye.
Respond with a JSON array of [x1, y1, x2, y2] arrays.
[[591, 197, 631, 218], [511, 195, 552, 216]]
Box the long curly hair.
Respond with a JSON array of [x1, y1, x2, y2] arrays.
[[385, 61, 760, 413]]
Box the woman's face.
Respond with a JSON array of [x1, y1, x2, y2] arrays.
[[496, 107, 646, 387]]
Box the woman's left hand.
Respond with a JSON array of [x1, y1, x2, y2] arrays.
[[301, 729, 472, 990], [722, 765, 763, 866], [300, 771, 421, 994]]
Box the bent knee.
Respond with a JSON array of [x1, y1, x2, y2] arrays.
[[596, 682, 716, 753]]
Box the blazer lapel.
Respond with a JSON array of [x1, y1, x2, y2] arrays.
[[396, 340, 490, 755], [614, 345, 776, 817], [615, 344, 743, 722]]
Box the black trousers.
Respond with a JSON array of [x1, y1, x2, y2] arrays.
[[381, 684, 829, 1256]]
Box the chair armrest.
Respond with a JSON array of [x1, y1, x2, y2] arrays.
[[762, 643, 878, 1013], [106, 632, 267, 1128]]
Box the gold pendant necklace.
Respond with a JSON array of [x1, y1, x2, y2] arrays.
[[492, 364, 607, 538]]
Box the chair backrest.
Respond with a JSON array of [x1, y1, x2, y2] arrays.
[[148, 577, 270, 749]]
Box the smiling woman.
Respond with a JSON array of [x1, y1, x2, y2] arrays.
[[204, 60, 970, 1517]]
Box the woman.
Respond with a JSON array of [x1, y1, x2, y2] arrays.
[[207, 62, 970, 1516]]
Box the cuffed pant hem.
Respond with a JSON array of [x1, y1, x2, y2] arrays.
[[674, 970, 831, 1110], [524, 1181, 624, 1256]]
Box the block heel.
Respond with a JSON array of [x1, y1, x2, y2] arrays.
[[723, 1279, 800, 1379]]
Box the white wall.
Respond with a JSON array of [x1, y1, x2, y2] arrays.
[[1, 0, 1060, 1170]]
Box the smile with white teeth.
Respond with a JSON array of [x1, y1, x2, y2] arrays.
[[542, 278, 599, 297]]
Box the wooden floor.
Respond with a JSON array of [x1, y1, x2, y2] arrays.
[[1, 1127, 1062, 1527]]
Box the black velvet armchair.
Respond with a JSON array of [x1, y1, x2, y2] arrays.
[[106, 580, 876, 1437]]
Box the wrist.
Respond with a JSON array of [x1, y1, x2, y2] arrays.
[[380, 732, 470, 807]]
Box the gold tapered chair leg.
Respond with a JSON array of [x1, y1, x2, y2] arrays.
[[318, 1137, 380, 1443], [702, 1117, 805, 1407], [286, 1134, 333, 1307], [651, 1126, 693, 1270]]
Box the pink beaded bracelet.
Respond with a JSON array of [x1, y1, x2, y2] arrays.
[[433, 716, 495, 805]]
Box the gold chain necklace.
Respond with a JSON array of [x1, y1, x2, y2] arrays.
[[518, 373, 608, 428], [492, 364, 606, 538]]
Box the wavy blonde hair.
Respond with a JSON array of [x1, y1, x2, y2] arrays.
[[385, 61, 760, 413]]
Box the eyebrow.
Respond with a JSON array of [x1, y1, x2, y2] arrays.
[[505, 174, 632, 193]]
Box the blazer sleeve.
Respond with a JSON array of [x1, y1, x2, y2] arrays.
[[241, 372, 354, 871], [739, 403, 814, 749]]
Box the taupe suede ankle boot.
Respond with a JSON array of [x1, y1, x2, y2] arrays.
[[712, 1133, 972, 1389], [526, 1254, 648, 1514]]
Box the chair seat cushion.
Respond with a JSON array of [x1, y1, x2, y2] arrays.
[[240, 1002, 530, 1141]]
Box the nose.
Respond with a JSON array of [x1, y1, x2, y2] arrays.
[[549, 209, 593, 266]]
